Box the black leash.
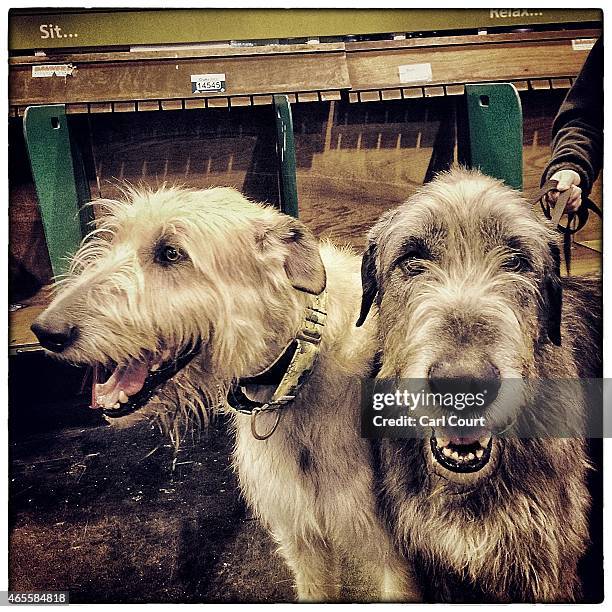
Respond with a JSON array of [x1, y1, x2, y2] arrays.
[[533, 178, 602, 274]]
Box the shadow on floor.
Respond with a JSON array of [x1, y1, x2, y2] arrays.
[[9, 354, 293, 603]]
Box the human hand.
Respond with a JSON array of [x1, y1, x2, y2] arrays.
[[546, 169, 582, 213]]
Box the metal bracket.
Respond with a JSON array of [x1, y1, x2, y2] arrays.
[[23, 104, 93, 277], [460, 83, 523, 190], [273, 94, 299, 218]]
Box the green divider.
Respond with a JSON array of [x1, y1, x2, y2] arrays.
[[464, 83, 523, 190], [273, 95, 299, 218], [23, 105, 92, 277]]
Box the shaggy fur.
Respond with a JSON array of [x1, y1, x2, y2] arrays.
[[31, 186, 417, 602], [358, 168, 601, 602]]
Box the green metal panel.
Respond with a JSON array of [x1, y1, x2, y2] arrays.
[[23, 104, 92, 277], [273, 95, 299, 218], [464, 83, 523, 190]]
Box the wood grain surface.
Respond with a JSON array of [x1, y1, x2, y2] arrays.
[[347, 38, 594, 92], [9, 47, 350, 107], [9, 91, 602, 350]]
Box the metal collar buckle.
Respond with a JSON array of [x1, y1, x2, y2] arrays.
[[250, 407, 283, 440]]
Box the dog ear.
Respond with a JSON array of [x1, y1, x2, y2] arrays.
[[258, 217, 326, 295], [541, 242, 562, 346], [356, 242, 378, 327], [283, 222, 327, 295], [356, 208, 400, 327]]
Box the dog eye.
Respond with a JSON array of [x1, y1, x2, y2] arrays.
[[156, 245, 185, 265], [397, 250, 428, 276], [503, 252, 531, 272]]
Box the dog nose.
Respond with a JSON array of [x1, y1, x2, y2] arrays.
[[428, 359, 501, 409], [31, 317, 79, 353]]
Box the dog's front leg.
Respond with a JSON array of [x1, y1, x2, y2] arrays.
[[380, 554, 422, 602], [275, 533, 340, 602], [356, 547, 422, 602]]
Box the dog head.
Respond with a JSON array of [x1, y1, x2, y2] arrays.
[[31, 186, 325, 425], [360, 168, 565, 487]]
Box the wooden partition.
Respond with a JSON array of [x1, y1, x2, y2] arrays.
[[345, 30, 599, 101], [9, 25, 602, 314], [9, 89, 601, 297]]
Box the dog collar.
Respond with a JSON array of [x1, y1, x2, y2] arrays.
[[227, 289, 327, 439]]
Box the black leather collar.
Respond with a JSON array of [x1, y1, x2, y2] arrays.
[[227, 340, 299, 414]]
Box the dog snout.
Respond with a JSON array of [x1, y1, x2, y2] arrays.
[[428, 359, 501, 409], [31, 315, 79, 353]]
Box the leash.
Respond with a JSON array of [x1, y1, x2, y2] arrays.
[[533, 178, 602, 274], [226, 289, 327, 440]]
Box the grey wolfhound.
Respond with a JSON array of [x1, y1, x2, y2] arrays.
[[358, 168, 601, 602], [30, 186, 416, 602]]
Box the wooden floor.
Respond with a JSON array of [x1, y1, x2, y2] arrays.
[[565, 242, 602, 276]]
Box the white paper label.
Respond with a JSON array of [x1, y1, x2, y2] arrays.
[[191, 73, 226, 93], [32, 64, 75, 78], [572, 39, 597, 52], [398, 63, 433, 84]]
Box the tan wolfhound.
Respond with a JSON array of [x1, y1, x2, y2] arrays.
[[31, 186, 416, 602]]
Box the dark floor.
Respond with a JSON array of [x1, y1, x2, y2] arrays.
[[9, 354, 294, 603], [9, 354, 603, 603]]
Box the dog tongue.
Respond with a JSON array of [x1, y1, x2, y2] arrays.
[[444, 428, 489, 446], [92, 359, 149, 408]]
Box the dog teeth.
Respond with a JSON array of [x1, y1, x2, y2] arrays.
[[113, 402, 120, 409], [151, 363, 160, 371], [437, 434, 491, 466], [118, 390, 129, 404], [436, 435, 450, 448]]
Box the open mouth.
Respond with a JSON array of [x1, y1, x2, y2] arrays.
[[90, 341, 201, 419], [430, 429, 493, 473]]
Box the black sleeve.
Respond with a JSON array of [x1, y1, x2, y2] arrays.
[[541, 37, 603, 195]]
